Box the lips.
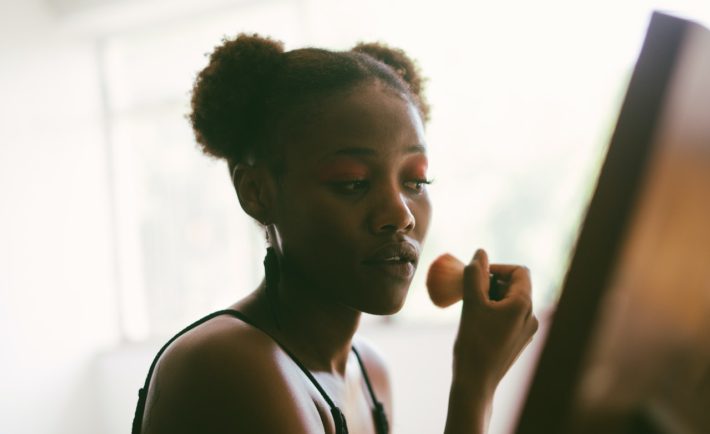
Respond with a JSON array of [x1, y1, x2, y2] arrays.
[[363, 241, 419, 264], [362, 241, 420, 279]]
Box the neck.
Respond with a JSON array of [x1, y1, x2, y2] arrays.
[[252, 278, 361, 377], [255, 242, 363, 376]]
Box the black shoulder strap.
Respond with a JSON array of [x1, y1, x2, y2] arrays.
[[352, 346, 390, 434], [131, 309, 241, 434], [131, 309, 350, 434]]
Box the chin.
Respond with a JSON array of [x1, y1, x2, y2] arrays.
[[369, 303, 405, 316], [358, 287, 409, 315]]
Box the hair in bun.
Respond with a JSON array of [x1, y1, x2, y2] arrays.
[[189, 34, 285, 162], [351, 42, 429, 118], [189, 33, 429, 165]]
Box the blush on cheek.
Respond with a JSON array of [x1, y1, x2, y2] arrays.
[[317, 161, 369, 182]]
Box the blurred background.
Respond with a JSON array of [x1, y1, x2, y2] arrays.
[[1, 0, 708, 433]]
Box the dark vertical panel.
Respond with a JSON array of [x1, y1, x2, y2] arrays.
[[514, 12, 689, 434]]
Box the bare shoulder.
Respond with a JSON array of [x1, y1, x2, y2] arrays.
[[141, 314, 322, 434], [352, 335, 393, 419]]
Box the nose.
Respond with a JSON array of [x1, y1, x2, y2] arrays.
[[369, 186, 416, 235]]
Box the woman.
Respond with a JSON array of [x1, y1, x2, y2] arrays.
[[133, 34, 538, 434]]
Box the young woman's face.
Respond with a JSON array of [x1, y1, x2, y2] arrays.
[[271, 82, 432, 315]]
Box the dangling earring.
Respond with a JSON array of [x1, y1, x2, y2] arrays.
[[263, 246, 282, 330]]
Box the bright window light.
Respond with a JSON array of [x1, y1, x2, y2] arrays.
[[98, 0, 710, 340]]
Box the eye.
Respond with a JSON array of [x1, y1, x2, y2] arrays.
[[404, 178, 433, 194], [330, 180, 370, 195]]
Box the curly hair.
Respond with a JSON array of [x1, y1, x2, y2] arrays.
[[189, 33, 429, 165]]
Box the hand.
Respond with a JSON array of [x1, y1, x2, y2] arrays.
[[452, 249, 539, 396]]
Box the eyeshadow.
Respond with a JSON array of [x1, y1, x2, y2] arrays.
[[317, 160, 369, 181], [402, 155, 429, 178]]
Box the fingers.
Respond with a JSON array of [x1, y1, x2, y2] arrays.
[[462, 250, 533, 309], [462, 249, 489, 305], [488, 263, 522, 274], [489, 264, 532, 301], [503, 314, 539, 373], [472, 248, 489, 273]]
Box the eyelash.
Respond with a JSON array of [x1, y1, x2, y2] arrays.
[[331, 178, 433, 195], [404, 178, 434, 193]]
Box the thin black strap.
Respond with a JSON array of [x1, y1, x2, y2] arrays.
[[222, 310, 350, 434], [222, 311, 337, 408], [352, 346, 390, 434], [131, 309, 243, 434], [131, 309, 349, 434]]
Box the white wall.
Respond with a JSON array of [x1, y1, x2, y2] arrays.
[[0, 1, 120, 433]]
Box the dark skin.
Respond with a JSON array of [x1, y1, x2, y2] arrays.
[[141, 81, 538, 434]]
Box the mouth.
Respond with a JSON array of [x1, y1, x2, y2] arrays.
[[362, 242, 419, 279]]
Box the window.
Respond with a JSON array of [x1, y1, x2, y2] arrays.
[[100, 0, 699, 340]]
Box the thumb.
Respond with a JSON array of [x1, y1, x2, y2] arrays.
[[462, 249, 490, 305]]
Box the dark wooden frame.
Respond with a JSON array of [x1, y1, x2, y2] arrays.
[[514, 12, 693, 434]]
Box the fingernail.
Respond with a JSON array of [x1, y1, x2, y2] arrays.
[[474, 249, 482, 260]]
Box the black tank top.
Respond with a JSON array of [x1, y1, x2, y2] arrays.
[[131, 309, 389, 434]]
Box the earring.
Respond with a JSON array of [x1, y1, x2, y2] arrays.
[[263, 246, 282, 329]]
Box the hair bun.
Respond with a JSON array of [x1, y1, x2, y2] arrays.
[[190, 33, 285, 161], [351, 42, 427, 114]]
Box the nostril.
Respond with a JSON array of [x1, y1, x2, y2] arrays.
[[370, 191, 416, 234], [376, 215, 415, 234]]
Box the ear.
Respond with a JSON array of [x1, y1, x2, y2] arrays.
[[231, 163, 278, 225]]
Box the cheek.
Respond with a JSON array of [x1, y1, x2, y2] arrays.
[[413, 195, 432, 238], [305, 209, 358, 243], [278, 193, 367, 293], [277, 185, 363, 250]]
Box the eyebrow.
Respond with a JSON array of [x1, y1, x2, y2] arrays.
[[329, 144, 427, 158]]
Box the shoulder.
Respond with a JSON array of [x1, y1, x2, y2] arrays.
[[353, 335, 393, 420], [141, 313, 322, 434]]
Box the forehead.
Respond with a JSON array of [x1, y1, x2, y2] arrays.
[[282, 82, 427, 166]]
